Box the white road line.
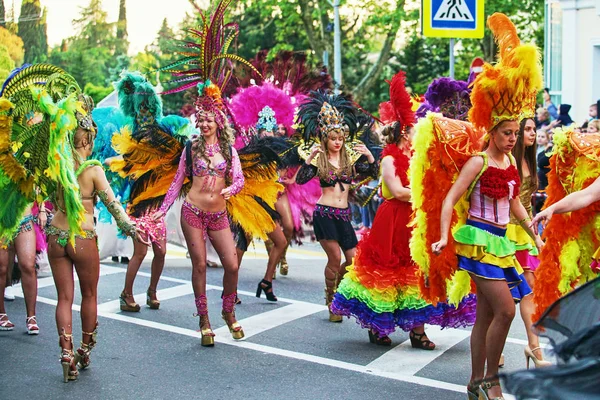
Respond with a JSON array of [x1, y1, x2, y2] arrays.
[[213, 302, 325, 339], [366, 326, 471, 375], [29, 293, 488, 397]]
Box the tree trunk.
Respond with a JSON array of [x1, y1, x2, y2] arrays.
[[352, 6, 404, 102]]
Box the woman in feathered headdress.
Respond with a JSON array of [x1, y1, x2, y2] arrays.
[[1, 64, 147, 382], [106, 71, 196, 314], [430, 14, 543, 399], [152, 0, 265, 346], [295, 91, 377, 322], [331, 71, 476, 346]]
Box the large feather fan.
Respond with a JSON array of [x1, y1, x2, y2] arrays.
[[532, 128, 600, 321], [0, 64, 86, 243], [409, 113, 486, 305]]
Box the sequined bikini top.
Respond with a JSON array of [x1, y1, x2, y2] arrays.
[[194, 157, 227, 179]]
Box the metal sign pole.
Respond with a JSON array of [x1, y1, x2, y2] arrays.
[[333, 0, 342, 94], [449, 38, 455, 79]]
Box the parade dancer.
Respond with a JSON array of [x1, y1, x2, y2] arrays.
[[154, 80, 245, 346], [0, 65, 146, 382], [529, 125, 600, 321], [0, 203, 39, 335], [296, 92, 377, 322], [331, 72, 476, 346], [108, 71, 196, 312], [506, 117, 550, 368], [427, 14, 543, 399]]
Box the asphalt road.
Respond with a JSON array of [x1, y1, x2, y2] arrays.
[[1, 241, 544, 399]]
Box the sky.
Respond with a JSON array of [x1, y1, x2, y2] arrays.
[[8, 0, 204, 54]]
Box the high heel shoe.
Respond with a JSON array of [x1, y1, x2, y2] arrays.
[[499, 353, 505, 368], [120, 290, 140, 312], [222, 292, 244, 340], [409, 330, 436, 350], [146, 288, 160, 310], [466, 380, 482, 400], [279, 257, 289, 276], [524, 345, 552, 369], [368, 330, 392, 346], [197, 315, 215, 347], [256, 279, 278, 301], [59, 330, 78, 383], [74, 323, 98, 369], [479, 379, 505, 400]]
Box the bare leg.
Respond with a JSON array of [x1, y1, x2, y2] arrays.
[[14, 228, 38, 318], [148, 238, 167, 300], [263, 226, 286, 283], [47, 237, 76, 349], [208, 228, 239, 296], [471, 275, 516, 398], [520, 270, 543, 359], [181, 217, 208, 297], [123, 238, 149, 303], [0, 247, 9, 315]]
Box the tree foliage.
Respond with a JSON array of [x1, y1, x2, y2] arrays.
[[18, 0, 47, 63], [0, 26, 25, 66], [0, 44, 16, 83]]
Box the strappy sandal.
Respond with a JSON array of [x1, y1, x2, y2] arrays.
[[0, 313, 14, 331], [368, 330, 392, 346], [26, 316, 39, 335], [409, 330, 436, 350], [467, 380, 482, 400], [479, 379, 505, 400]]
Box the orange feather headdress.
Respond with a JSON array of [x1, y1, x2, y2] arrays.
[[469, 13, 543, 131]]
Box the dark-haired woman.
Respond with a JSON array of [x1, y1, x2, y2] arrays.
[[506, 118, 550, 368]]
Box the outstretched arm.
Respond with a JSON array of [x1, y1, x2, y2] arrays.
[[531, 175, 600, 233], [92, 166, 149, 245], [157, 150, 187, 215]]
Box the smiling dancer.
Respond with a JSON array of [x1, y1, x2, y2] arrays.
[[296, 92, 377, 322]]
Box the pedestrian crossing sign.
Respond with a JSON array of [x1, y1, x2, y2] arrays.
[[422, 0, 485, 38]]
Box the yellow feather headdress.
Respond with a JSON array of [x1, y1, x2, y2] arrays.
[[469, 13, 543, 131]]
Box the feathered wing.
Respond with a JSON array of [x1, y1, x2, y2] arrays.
[[409, 113, 485, 305], [92, 106, 132, 224], [533, 128, 600, 321], [0, 65, 85, 243], [227, 136, 284, 240], [110, 118, 193, 217]]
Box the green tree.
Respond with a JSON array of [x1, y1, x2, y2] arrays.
[[0, 44, 15, 82], [115, 0, 129, 56], [0, 26, 25, 66], [18, 0, 47, 63], [0, 0, 5, 28]]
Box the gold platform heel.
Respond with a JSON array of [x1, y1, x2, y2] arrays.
[[194, 294, 215, 346], [146, 288, 160, 310], [59, 329, 78, 383], [279, 243, 289, 276], [222, 292, 244, 339], [325, 274, 343, 323], [74, 322, 98, 369], [198, 315, 215, 347], [120, 290, 140, 312]]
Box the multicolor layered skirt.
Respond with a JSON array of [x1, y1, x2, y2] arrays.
[[506, 223, 540, 272], [455, 219, 532, 301], [331, 199, 476, 337]]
